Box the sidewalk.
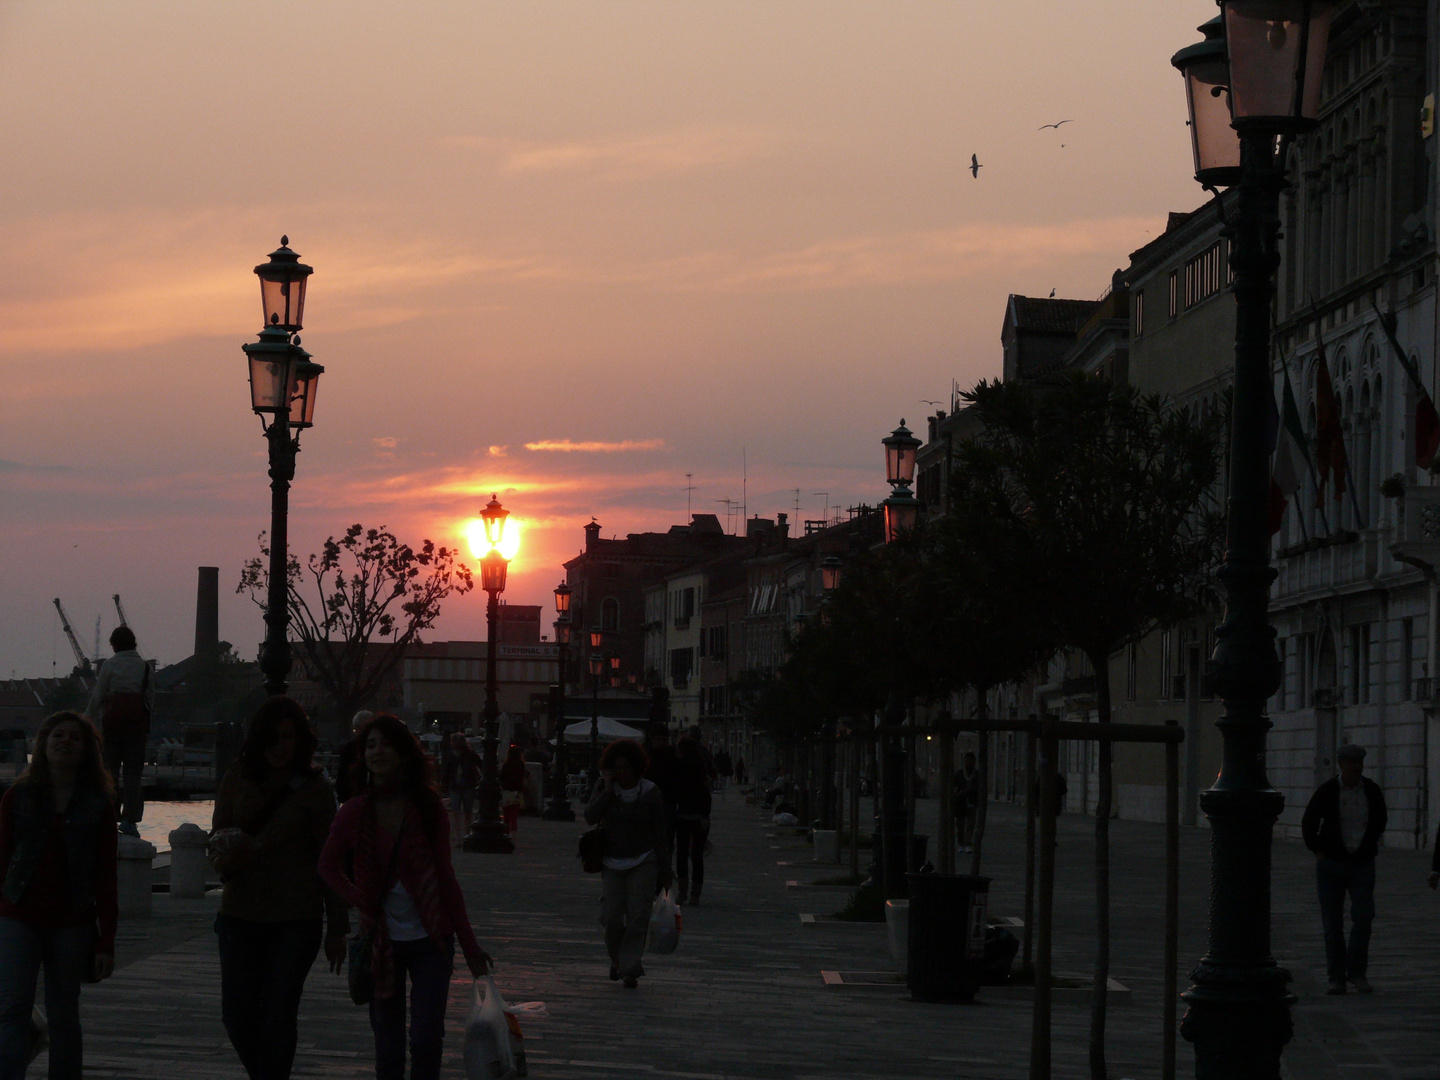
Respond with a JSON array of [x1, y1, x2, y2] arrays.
[[46, 788, 1440, 1079]]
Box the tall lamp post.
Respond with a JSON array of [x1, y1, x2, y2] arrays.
[[874, 420, 920, 896], [818, 555, 843, 831], [543, 583, 576, 820], [242, 237, 321, 697], [464, 495, 516, 854], [587, 628, 604, 790], [1171, 5, 1334, 1075]]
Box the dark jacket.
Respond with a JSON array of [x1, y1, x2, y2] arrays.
[[584, 779, 672, 878], [1301, 776, 1387, 863], [673, 747, 712, 819]]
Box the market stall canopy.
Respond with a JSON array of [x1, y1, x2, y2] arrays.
[[557, 718, 646, 744]]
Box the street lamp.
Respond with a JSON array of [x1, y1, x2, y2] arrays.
[[881, 420, 921, 543], [588, 628, 604, 791], [464, 494, 516, 854], [543, 581, 576, 821], [242, 237, 322, 697], [1172, 4, 1335, 1073]]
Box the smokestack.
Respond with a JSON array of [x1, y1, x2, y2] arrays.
[[195, 567, 219, 658]]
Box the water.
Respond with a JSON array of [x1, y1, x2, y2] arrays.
[[139, 800, 214, 853]]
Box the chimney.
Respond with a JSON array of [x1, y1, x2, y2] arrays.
[[777, 513, 789, 547], [195, 567, 219, 658], [584, 519, 602, 552]]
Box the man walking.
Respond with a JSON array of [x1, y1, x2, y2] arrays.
[[86, 625, 152, 836], [953, 751, 980, 854], [1301, 743, 1387, 994]]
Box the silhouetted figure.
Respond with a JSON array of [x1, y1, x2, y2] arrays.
[[86, 626, 151, 835]]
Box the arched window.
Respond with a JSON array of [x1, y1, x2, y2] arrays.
[[601, 598, 619, 632]]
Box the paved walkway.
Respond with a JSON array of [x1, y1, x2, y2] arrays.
[[35, 788, 1440, 1079]]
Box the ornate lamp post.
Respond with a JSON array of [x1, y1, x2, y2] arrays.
[[587, 628, 604, 790], [543, 582, 576, 820], [881, 420, 921, 543], [1171, 5, 1335, 1075], [242, 237, 321, 697], [464, 495, 516, 854]]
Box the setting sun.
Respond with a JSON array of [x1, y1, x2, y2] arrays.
[[465, 516, 522, 562]]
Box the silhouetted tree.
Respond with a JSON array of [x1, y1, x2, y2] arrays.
[[239, 524, 473, 737], [957, 373, 1223, 1080]]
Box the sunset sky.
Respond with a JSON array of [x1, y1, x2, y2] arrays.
[[1, 1, 1216, 677]]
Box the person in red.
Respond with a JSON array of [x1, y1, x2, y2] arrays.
[[319, 714, 492, 1080], [499, 743, 527, 835], [0, 711, 118, 1080]]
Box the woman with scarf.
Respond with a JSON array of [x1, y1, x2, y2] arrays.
[[0, 711, 116, 1080], [319, 714, 491, 1080]]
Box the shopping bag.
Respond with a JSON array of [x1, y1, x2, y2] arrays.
[[464, 975, 520, 1080], [647, 889, 681, 955]]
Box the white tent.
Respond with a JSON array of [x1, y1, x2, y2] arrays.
[[557, 718, 645, 744]]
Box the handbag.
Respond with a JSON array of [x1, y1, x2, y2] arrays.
[[347, 819, 407, 1006], [577, 826, 606, 874]]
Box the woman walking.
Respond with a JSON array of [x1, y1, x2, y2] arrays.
[[584, 739, 671, 988], [499, 744, 527, 835], [442, 733, 481, 842], [673, 736, 712, 906], [0, 711, 117, 1080], [319, 714, 491, 1080], [210, 697, 348, 1080]]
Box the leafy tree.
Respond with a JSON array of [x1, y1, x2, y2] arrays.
[[956, 372, 1223, 1080], [239, 524, 473, 737]]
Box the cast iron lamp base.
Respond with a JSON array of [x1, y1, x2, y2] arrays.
[[462, 820, 515, 854]]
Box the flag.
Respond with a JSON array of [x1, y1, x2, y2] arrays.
[[1372, 301, 1440, 469], [1269, 368, 1310, 534], [1312, 326, 1348, 506]]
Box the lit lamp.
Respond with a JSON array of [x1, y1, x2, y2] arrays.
[[241, 237, 323, 698], [543, 590, 576, 821], [1171, 3, 1335, 1074], [464, 494, 515, 854], [820, 555, 844, 593], [881, 419, 922, 543]]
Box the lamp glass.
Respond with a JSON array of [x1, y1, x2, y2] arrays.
[[820, 557, 843, 592], [589, 656, 603, 677], [555, 622, 571, 645], [609, 654, 620, 671], [590, 628, 603, 650], [248, 353, 294, 414], [554, 582, 572, 614], [288, 358, 322, 429], [1173, 25, 1243, 184], [480, 494, 509, 549], [884, 499, 919, 544], [1223, 0, 1333, 127], [883, 422, 920, 485], [480, 551, 509, 593]]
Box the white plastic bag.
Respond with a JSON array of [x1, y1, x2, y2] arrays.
[[648, 889, 681, 954], [463, 976, 519, 1080]]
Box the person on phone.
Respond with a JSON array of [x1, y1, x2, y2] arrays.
[[210, 697, 349, 1080], [0, 711, 117, 1080], [584, 739, 672, 988], [319, 714, 492, 1080]]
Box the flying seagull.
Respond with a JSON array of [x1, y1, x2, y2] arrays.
[[920, 399, 942, 407], [970, 153, 981, 178], [1038, 119, 1073, 130]]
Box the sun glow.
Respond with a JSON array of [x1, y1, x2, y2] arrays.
[[465, 517, 522, 562]]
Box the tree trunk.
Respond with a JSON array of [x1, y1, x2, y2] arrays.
[[970, 691, 991, 877], [1088, 650, 1114, 1080]]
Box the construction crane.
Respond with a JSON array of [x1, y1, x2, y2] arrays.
[[52, 599, 94, 680], [113, 594, 131, 630]]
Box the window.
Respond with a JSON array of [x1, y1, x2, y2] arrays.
[[1133, 291, 1144, 337], [1347, 624, 1371, 705], [1125, 642, 1137, 702], [1184, 242, 1225, 309], [1403, 618, 1415, 701], [601, 598, 619, 631], [705, 624, 726, 661], [1168, 270, 1179, 318], [669, 647, 694, 688], [672, 587, 695, 627], [1160, 630, 1172, 699]]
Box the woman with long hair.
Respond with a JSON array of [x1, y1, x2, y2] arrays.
[[584, 738, 672, 988], [319, 714, 492, 1080], [0, 711, 117, 1080], [210, 697, 348, 1080], [498, 743, 527, 835]]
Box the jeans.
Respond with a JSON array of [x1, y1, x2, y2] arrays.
[[601, 859, 658, 978], [215, 914, 323, 1080], [103, 726, 146, 823], [674, 818, 705, 887], [0, 917, 94, 1080], [370, 936, 454, 1080], [1316, 856, 1375, 983]]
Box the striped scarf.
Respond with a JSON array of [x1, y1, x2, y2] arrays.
[[357, 794, 449, 999]]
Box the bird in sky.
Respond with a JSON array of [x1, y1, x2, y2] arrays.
[[920, 399, 942, 407], [970, 153, 981, 178], [1038, 119, 1073, 130]]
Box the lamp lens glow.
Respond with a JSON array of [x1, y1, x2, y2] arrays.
[[466, 517, 522, 561]]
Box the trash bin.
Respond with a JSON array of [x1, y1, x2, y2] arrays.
[[905, 872, 991, 1002]]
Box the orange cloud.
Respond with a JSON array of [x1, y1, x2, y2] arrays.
[[445, 125, 778, 181], [524, 439, 666, 453]]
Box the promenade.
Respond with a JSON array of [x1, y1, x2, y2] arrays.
[[49, 789, 1440, 1079]]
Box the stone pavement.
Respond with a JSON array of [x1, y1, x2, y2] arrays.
[[35, 787, 1440, 1079]]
